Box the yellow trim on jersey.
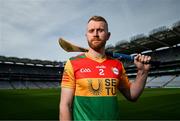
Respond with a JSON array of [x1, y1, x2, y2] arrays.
[[61, 60, 75, 89]]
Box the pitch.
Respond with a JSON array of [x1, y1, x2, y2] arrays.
[[0, 88, 179, 120]]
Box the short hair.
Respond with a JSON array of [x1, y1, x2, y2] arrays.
[[87, 16, 109, 30]]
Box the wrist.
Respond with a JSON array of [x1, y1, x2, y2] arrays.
[[137, 69, 149, 75]]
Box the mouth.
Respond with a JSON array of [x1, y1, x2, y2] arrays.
[[92, 38, 101, 42], [93, 37, 101, 40], [88, 38, 106, 50], [92, 40, 101, 45]]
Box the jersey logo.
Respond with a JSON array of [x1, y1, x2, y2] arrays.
[[80, 68, 91, 73], [88, 79, 103, 95], [112, 67, 119, 75]]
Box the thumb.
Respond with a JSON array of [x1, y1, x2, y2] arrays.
[[134, 54, 141, 62]]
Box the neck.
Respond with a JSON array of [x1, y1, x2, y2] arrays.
[[88, 47, 106, 59]]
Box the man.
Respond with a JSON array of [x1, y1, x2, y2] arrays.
[[59, 16, 151, 120]]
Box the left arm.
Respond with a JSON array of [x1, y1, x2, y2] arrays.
[[120, 54, 151, 101], [129, 69, 149, 101]]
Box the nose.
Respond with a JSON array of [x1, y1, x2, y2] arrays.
[[93, 30, 99, 37]]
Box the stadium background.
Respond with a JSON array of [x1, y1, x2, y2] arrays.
[[0, 20, 180, 120]]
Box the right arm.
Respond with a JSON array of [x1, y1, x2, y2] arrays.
[[59, 88, 74, 121], [59, 60, 75, 121]]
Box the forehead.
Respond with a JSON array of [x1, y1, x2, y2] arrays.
[[87, 20, 107, 29]]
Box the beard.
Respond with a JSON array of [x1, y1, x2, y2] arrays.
[[88, 37, 106, 51]]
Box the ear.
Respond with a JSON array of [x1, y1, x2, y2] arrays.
[[107, 32, 111, 41]]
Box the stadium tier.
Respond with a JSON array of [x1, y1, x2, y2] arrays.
[[106, 20, 180, 55], [0, 62, 63, 89], [0, 20, 180, 89]]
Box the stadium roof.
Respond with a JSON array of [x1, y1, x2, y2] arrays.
[[106, 20, 180, 54]]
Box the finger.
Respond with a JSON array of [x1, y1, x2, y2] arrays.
[[140, 55, 145, 62], [144, 55, 149, 62], [138, 55, 147, 63], [143, 56, 151, 64], [134, 54, 141, 61], [143, 56, 148, 64], [137, 54, 144, 63]]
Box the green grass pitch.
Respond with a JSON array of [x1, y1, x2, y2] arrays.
[[0, 88, 180, 120]]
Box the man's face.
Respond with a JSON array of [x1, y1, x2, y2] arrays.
[[86, 20, 110, 51]]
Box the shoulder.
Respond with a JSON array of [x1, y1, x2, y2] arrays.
[[68, 53, 88, 69], [106, 56, 124, 69], [69, 53, 87, 61]]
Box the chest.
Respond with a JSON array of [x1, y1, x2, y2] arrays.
[[72, 59, 122, 79]]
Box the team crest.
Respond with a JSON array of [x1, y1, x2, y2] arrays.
[[112, 67, 119, 75]]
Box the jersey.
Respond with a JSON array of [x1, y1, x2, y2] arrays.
[[61, 52, 131, 120]]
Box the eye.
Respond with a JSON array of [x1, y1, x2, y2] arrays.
[[98, 29, 104, 32], [88, 29, 94, 33]]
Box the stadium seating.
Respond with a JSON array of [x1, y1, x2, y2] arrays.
[[165, 75, 180, 88], [10, 81, 27, 89], [22, 81, 40, 89], [149, 46, 180, 62], [0, 62, 62, 89], [0, 80, 60, 89], [145, 75, 175, 88], [0, 81, 13, 89]]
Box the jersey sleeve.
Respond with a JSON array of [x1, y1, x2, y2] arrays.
[[61, 59, 75, 89], [118, 63, 131, 90]]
